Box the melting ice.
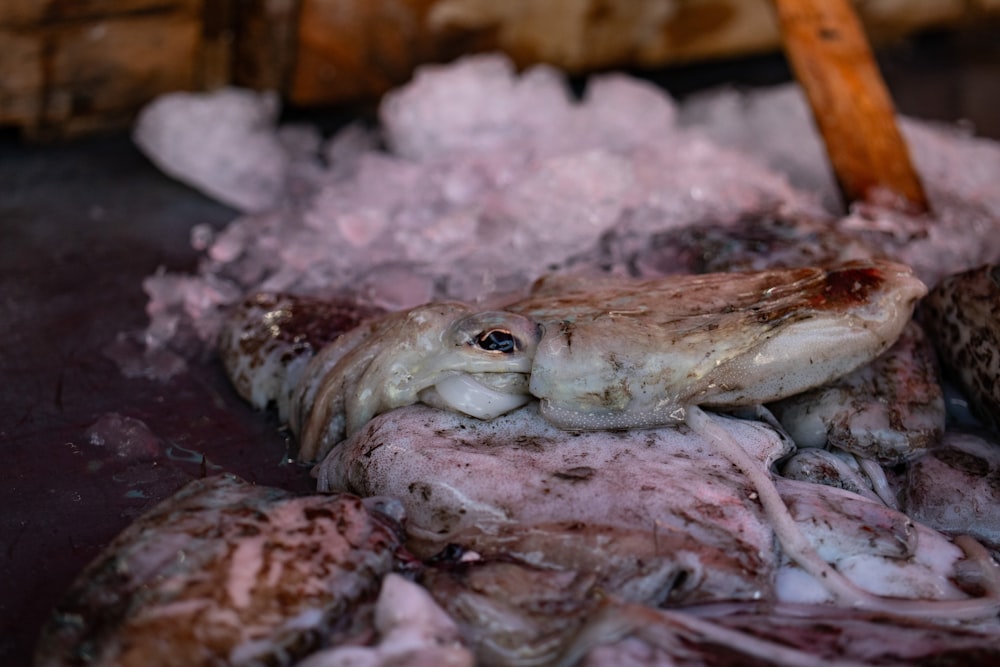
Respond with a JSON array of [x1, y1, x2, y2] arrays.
[[132, 53, 1000, 370]]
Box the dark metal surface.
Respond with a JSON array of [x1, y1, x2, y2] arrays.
[[0, 135, 314, 666]]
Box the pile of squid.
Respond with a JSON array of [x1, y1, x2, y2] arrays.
[[38, 256, 1000, 667]]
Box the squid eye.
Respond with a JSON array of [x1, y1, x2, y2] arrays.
[[475, 329, 519, 353]]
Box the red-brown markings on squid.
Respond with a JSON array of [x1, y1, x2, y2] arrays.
[[811, 267, 884, 309], [270, 295, 386, 350]]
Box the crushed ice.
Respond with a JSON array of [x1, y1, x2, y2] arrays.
[[129, 53, 1000, 372]]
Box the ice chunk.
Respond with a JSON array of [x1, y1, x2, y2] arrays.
[[296, 574, 473, 667], [497, 150, 635, 253], [380, 54, 575, 160], [133, 88, 289, 212], [679, 83, 1000, 285], [324, 123, 379, 181], [141, 268, 244, 351], [679, 85, 841, 212], [580, 73, 678, 149], [102, 330, 188, 381], [85, 413, 163, 460]]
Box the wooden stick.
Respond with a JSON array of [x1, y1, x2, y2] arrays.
[[771, 0, 929, 213]]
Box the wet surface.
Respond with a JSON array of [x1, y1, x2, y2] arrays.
[[0, 135, 314, 665], [2, 26, 999, 666]]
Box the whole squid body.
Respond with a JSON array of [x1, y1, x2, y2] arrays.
[[220, 258, 927, 462]]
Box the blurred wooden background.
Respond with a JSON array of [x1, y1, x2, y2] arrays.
[[2, 0, 998, 139]]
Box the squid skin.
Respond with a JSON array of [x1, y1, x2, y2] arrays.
[[218, 292, 386, 424], [922, 263, 1000, 430], [287, 259, 925, 461], [34, 475, 407, 667], [511, 259, 927, 431]]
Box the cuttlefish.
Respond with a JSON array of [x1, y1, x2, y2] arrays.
[[222, 260, 928, 462]]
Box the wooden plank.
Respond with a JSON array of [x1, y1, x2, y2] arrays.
[[771, 0, 930, 213], [426, 0, 970, 71], [289, 0, 982, 107], [0, 1, 203, 25], [22, 13, 201, 137], [289, 0, 480, 105], [2, 0, 996, 137], [201, 0, 235, 90], [291, 0, 411, 104], [231, 0, 298, 92], [0, 30, 43, 126], [0, 2, 215, 138], [52, 13, 200, 123]]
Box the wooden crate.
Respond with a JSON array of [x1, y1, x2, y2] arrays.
[[0, 1, 223, 138], [285, 0, 996, 105], [1, 0, 996, 139]]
